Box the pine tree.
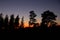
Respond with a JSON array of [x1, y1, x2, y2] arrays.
[[20, 16, 24, 28], [0, 13, 4, 30], [9, 14, 15, 31], [4, 15, 9, 30], [15, 15, 20, 29]]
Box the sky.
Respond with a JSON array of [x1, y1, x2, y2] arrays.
[[0, 0, 60, 27]]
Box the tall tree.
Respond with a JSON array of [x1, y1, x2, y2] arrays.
[[15, 15, 20, 29], [9, 14, 15, 31], [29, 11, 37, 27], [0, 13, 4, 30], [20, 16, 24, 28], [4, 15, 9, 30]]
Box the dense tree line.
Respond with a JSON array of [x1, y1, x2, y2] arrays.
[[0, 10, 60, 32]]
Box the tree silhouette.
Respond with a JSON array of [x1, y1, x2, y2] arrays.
[[20, 16, 24, 28], [15, 15, 19, 29], [4, 15, 9, 31], [41, 10, 57, 27], [0, 13, 4, 30], [29, 11, 37, 27], [0, 10, 59, 32], [9, 14, 15, 31]]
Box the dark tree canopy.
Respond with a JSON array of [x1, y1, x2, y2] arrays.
[[41, 10, 57, 27], [41, 10, 57, 21]]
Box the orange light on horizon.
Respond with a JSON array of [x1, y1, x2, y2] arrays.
[[20, 19, 41, 28]]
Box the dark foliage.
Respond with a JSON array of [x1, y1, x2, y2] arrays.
[[0, 10, 60, 32]]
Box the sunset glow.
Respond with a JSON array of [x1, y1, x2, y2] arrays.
[[24, 21, 29, 28], [0, 0, 60, 26], [0, 0, 60, 32]]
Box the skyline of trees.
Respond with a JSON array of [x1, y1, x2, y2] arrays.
[[0, 10, 58, 27], [0, 10, 60, 32]]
